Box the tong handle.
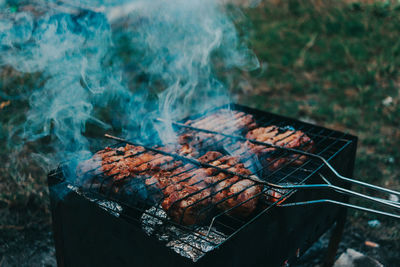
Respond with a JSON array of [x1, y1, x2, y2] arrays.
[[274, 174, 400, 219], [278, 199, 400, 219], [270, 182, 400, 210]]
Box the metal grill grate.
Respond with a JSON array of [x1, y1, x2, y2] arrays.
[[49, 104, 356, 261]]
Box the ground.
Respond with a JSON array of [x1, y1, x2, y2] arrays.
[[0, 0, 399, 266]]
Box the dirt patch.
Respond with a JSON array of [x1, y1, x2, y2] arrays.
[[0, 225, 55, 267], [296, 221, 400, 266]]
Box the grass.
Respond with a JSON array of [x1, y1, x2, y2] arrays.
[[0, 0, 399, 259], [0, 67, 51, 233], [237, 0, 400, 188], [235, 1, 400, 240]]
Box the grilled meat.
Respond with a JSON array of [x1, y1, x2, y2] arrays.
[[179, 110, 257, 153], [205, 155, 262, 217], [152, 151, 222, 225], [77, 144, 180, 198], [76, 109, 313, 226], [245, 126, 315, 170], [76, 145, 145, 178], [161, 184, 212, 225], [185, 109, 257, 134], [78, 143, 264, 225], [148, 152, 263, 224], [100, 147, 174, 181]]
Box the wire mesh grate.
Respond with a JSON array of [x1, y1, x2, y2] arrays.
[[49, 104, 355, 260]]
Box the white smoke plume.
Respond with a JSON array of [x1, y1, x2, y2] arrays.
[[0, 0, 259, 176]]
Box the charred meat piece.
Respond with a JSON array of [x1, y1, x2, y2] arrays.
[[245, 126, 315, 170], [161, 184, 212, 225], [77, 144, 178, 194], [144, 151, 222, 192], [178, 132, 218, 154], [102, 152, 154, 181], [80, 146, 264, 225], [154, 152, 223, 225], [214, 177, 262, 217], [206, 157, 263, 217], [157, 152, 262, 223], [197, 151, 224, 163], [78, 145, 263, 225], [76, 145, 145, 178], [185, 109, 257, 134], [179, 110, 257, 153]]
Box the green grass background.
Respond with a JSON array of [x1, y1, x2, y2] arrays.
[[239, 0, 400, 193]]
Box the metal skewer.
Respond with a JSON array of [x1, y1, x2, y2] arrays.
[[278, 199, 400, 219]]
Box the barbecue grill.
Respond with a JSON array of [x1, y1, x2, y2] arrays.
[[48, 104, 399, 267]]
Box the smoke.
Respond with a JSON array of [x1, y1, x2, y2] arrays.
[[118, 0, 259, 144], [0, 0, 258, 177], [2, 8, 121, 151]]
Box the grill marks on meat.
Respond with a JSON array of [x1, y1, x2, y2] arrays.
[[179, 117, 315, 173], [206, 156, 263, 217], [180, 110, 315, 172], [100, 146, 175, 181], [186, 110, 257, 134], [150, 151, 221, 225], [77, 145, 145, 178], [79, 146, 262, 225], [179, 110, 257, 153], [162, 184, 213, 225], [149, 152, 263, 224], [77, 109, 316, 226], [245, 126, 315, 170], [77, 144, 180, 192]]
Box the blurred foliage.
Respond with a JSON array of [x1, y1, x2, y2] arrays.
[[0, 67, 50, 229]]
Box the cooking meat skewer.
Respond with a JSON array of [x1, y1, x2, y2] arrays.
[[174, 110, 315, 171], [80, 140, 264, 225], [150, 122, 400, 219], [81, 117, 400, 224], [185, 110, 257, 134], [178, 110, 257, 154], [156, 151, 262, 224], [161, 119, 400, 196]]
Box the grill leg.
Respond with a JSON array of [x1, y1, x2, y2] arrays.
[[322, 208, 347, 267]]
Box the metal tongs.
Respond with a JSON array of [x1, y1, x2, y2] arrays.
[[156, 119, 400, 220]]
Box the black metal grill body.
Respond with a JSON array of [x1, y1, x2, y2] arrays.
[[48, 104, 357, 267]]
